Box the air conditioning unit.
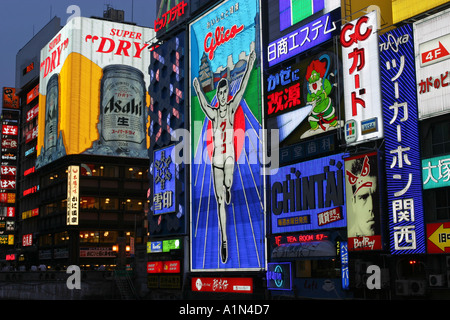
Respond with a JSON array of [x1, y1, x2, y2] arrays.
[[395, 280, 426, 296], [429, 274, 445, 287]]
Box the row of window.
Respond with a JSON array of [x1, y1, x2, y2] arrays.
[[39, 231, 136, 246], [41, 197, 147, 216]]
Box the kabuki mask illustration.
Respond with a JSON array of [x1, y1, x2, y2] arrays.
[[346, 155, 373, 196]]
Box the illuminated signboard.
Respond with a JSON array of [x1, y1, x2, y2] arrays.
[[22, 234, 33, 247], [26, 104, 39, 122], [1, 165, 16, 177], [339, 241, 349, 289], [2, 139, 17, 150], [380, 24, 426, 255], [427, 222, 450, 253], [269, 153, 346, 234], [414, 8, 450, 119], [422, 155, 450, 189], [147, 261, 181, 274], [341, 11, 383, 145], [0, 193, 15, 204], [153, 145, 177, 215], [279, 0, 324, 31], [189, 0, 265, 271], [0, 235, 14, 246], [155, 0, 188, 35], [2, 125, 18, 136], [147, 239, 181, 253], [267, 262, 292, 290], [2, 87, 19, 109], [67, 165, 79, 226], [0, 180, 15, 190], [344, 152, 382, 251], [36, 17, 154, 169], [26, 84, 39, 104], [266, 49, 344, 147], [393, 0, 449, 24], [267, 8, 340, 67], [192, 277, 253, 294], [1, 207, 15, 217]]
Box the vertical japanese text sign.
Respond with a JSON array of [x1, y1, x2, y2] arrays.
[[380, 24, 426, 254], [153, 145, 177, 215], [341, 11, 383, 145], [67, 165, 79, 225]]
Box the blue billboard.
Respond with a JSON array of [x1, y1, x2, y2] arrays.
[[380, 24, 426, 254], [269, 153, 347, 234], [189, 0, 265, 271], [153, 144, 177, 215]]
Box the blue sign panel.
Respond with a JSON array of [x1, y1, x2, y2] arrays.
[[267, 8, 341, 67], [267, 262, 292, 291], [153, 144, 177, 215], [340, 241, 349, 290], [269, 153, 347, 234], [380, 24, 426, 254]]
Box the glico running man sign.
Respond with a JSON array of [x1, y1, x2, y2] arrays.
[[189, 0, 266, 272]]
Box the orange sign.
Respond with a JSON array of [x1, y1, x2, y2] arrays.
[[2, 87, 19, 109]]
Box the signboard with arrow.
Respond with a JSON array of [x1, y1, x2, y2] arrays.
[[427, 222, 450, 253]]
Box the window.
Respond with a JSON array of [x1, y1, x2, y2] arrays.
[[295, 260, 340, 278], [80, 164, 119, 178], [125, 167, 148, 180], [79, 231, 118, 244], [80, 197, 99, 210], [39, 234, 52, 246], [431, 122, 450, 156], [54, 231, 70, 245], [435, 188, 450, 220], [124, 199, 144, 211]]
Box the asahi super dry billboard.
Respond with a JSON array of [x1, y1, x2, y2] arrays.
[[36, 17, 154, 168]]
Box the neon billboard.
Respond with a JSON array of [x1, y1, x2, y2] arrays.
[[189, 0, 265, 271], [380, 24, 426, 254]]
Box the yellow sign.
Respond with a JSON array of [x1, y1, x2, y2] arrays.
[[392, 0, 448, 24], [428, 224, 450, 252]]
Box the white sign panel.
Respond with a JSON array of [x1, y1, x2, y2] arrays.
[[414, 8, 450, 119], [341, 11, 383, 145]]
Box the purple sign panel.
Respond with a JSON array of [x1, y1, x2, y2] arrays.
[[267, 8, 340, 67]]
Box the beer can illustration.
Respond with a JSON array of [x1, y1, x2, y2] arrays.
[[98, 65, 147, 156], [44, 73, 59, 154]]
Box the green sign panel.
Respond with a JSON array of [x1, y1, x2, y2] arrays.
[[422, 155, 450, 189]]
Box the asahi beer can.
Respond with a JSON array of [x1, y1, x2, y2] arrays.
[[44, 73, 59, 154], [99, 65, 147, 154]]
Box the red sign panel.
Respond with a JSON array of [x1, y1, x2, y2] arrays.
[[147, 260, 180, 273], [427, 222, 450, 254], [26, 104, 39, 122], [26, 84, 39, 104], [2, 125, 18, 136], [22, 234, 33, 247], [192, 277, 253, 294], [163, 260, 180, 273], [147, 261, 163, 273]]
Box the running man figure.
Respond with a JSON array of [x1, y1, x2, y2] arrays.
[[193, 50, 256, 264]]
